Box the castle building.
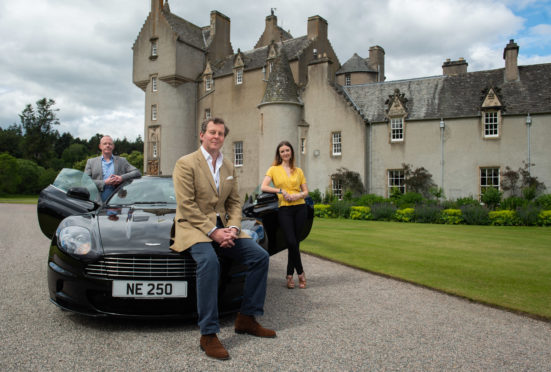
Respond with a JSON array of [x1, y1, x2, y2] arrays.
[[133, 0, 551, 200]]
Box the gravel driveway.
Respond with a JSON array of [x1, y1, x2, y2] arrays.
[[1, 203, 550, 371]]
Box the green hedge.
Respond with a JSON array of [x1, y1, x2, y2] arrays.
[[313, 203, 551, 226]]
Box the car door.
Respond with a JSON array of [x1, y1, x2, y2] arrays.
[[37, 168, 101, 239], [246, 192, 314, 256]]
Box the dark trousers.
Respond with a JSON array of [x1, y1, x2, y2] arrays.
[[278, 204, 307, 276]]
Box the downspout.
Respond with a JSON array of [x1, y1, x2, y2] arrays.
[[526, 113, 532, 175], [440, 118, 445, 192]]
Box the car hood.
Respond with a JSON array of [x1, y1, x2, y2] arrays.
[[97, 206, 175, 254]]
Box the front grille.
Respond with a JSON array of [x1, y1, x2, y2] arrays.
[[85, 256, 197, 280]]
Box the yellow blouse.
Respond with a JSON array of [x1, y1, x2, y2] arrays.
[[266, 165, 307, 207]]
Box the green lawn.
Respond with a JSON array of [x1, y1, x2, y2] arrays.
[[0, 195, 38, 204], [302, 218, 551, 320]]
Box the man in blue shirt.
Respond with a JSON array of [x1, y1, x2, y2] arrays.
[[84, 136, 141, 201]]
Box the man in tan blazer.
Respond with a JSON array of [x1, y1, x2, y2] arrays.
[[172, 118, 275, 360]]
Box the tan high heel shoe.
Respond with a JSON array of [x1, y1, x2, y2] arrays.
[[298, 273, 306, 289], [286, 275, 295, 289]]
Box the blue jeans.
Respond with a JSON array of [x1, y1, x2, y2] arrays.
[[189, 238, 270, 335]]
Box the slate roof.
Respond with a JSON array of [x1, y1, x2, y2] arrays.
[[162, 10, 206, 50], [342, 63, 551, 123], [336, 53, 375, 74], [211, 36, 312, 77], [260, 50, 301, 105]]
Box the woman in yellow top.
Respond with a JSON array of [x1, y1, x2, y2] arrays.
[[261, 141, 309, 289]]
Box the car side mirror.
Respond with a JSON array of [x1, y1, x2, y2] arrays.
[[67, 186, 91, 201]]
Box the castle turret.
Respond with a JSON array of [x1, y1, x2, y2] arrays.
[[258, 47, 303, 174]]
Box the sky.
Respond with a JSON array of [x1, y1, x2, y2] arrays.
[[0, 0, 550, 142]]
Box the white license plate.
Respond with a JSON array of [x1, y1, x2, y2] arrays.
[[112, 280, 187, 298]]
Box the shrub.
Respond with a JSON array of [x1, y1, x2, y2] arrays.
[[414, 204, 443, 223], [441, 209, 463, 224], [516, 205, 542, 226], [355, 193, 386, 207], [538, 210, 551, 226], [329, 200, 354, 218], [489, 210, 520, 226], [535, 194, 551, 210], [395, 208, 415, 222], [309, 189, 322, 204], [396, 192, 424, 208], [500, 196, 527, 210], [349, 206, 371, 220], [440, 200, 458, 209], [481, 187, 502, 210], [371, 203, 397, 221], [460, 205, 490, 225], [314, 204, 331, 218], [455, 196, 480, 207]]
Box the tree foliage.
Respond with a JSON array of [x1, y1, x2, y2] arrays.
[[20, 98, 60, 167], [402, 163, 436, 197], [331, 167, 365, 197]]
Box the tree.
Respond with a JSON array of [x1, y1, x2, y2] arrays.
[[20, 98, 60, 167], [123, 151, 144, 173], [402, 163, 435, 198], [331, 167, 364, 197], [54, 132, 74, 158], [61, 143, 88, 168], [0, 153, 21, 194], [0, 124, 24, 157]]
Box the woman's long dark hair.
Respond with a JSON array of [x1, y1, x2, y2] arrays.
[[272, 141, 295, 171]]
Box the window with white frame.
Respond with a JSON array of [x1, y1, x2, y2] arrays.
[[204, 108, 211, 120], [332, 132, 341, 156], [301, 138, 306, 154], [345, 73, 351, 86], [152, 143, 158, 158], [236, 69, 243, 85], [269, 61, 274, 73], [332, 178, 343, 200], [152, 76, 157, 92], [388, 169, 405, 195], [390, 117, 404, 142], [205, 76, 212, 91], [484, 111, 499, 137], [151, 104, 157, 121], [151, 40, 158, 57], [480, 167, 500, 192], [233, 141, 243, 166]]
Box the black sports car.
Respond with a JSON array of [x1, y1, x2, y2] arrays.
[[37, 169, 313, 318]]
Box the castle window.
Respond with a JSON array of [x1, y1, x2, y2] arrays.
[[345, 74, 351, 86], [151, 40, 158, 57], [152, 143, 158, 158], [332, 178, 343, 200], [483, 110, 499, 138], [151, 104, 157, 121], [390, 117, 404, 142], [388, 169, 405, 195], [301, 138, 306, 154], [233, 141, 243, 166], [236, 69, 243, 85], [480, 167, 500, 193], [332, 132, 341, 156], [205, 76, 213, 91], [205, 108, 211, 120], [151, 76, 157, 92]]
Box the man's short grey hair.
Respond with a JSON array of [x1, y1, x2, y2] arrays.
[[200, 117, 229, 136]]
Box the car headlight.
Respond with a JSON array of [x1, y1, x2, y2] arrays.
[[56, 226, 94, 257]]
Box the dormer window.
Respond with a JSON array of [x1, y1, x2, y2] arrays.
[[481, 87, 503, 139], [236, 68, 243, 85], [205, 75, 213, 91], [385, 89, 408, 143], [390, 117, 404, 142]]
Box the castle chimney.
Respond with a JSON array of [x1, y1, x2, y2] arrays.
[[307, 15, 328, 40], [368, 45, 385, 82], [151, 0, 163, 33], [442, 57, 468, 76], [207, 11, 234, 63], [503, 39, 519, 82]]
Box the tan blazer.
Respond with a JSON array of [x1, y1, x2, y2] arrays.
[[171, 149, 248, 252]]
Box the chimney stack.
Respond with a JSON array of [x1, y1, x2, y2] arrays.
[[442, 58, 468, 76], [503, 39, 519, 82], [307, 15, 328, 40], [207, 11, 234, 63], [368, 46, 385, 82]]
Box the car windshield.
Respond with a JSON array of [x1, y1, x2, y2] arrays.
[[107, 177, 176, 206], [52, 168, 101, 203]]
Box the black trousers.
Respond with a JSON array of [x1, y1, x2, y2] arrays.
[[278, 204, 307, 276]]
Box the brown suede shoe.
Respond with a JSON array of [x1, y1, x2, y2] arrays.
[[234, 313, 276, 338], [200, 334, 230, 360]]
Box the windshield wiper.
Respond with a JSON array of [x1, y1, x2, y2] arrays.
[[133, 201, 169, 204]]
